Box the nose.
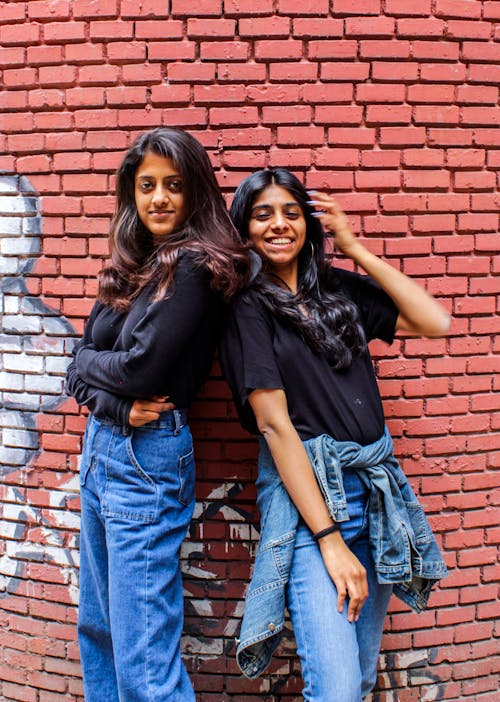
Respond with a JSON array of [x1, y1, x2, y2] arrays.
[[270, 210, 287, 230], [151, 185, 169, 208]]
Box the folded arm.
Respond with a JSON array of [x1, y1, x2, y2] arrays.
[[76, 264, 209, 398]]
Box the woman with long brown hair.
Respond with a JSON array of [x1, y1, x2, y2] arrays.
[[66, 127, 248, 702], [220, 168, 449, 701]]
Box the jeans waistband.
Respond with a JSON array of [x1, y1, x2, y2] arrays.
[[93, 409, 188, 434]]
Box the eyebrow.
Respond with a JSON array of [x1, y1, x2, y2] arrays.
[[136, 173, 182, 180], [251, 201, 300, 212]]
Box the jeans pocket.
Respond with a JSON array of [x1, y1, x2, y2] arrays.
[[101, 431, 158, 523], [178, 448, 195, 506], [125, 434, 156, 487]]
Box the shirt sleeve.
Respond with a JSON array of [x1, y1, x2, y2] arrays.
[[327, 267, 399, 344], [219, 291, 284, 433], [75, 258, 212, 398], [65, 302, 133, 424]]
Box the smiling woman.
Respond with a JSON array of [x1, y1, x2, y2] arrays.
[[64, 127, 249, 702], [247, 184, 306, 290], [220, 168, 449, 702]]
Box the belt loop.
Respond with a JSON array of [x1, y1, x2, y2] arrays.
[[173, 410, 181, 435]]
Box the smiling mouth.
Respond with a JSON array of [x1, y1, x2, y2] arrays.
[[149, 210, 175, 216], [266, 237, 294, 246]]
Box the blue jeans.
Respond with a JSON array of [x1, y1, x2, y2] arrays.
[[286, 470, 393, 702], [78, 412, 196, 702]]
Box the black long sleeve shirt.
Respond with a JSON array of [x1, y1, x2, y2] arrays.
[[65, 254, 224, 425]]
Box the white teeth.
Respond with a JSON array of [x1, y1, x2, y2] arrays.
[[268, 238, 292, 245]]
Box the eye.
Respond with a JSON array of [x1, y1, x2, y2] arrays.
[[253, 211, 271, 221], [168, 180, 183, 193], [138, 181, 153, 192], [285, 210, 300, 219]]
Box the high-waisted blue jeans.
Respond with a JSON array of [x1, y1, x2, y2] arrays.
[[286, 469, 393, 702], [78, 412, 196, 702]]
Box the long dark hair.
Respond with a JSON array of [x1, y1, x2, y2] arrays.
[[98, 127, 249, 310], [230, 168, 366, 369]]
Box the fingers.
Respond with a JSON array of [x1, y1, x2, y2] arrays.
[[344, 569, 369, 623]]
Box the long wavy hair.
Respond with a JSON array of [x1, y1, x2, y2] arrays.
[[98, 127, 249, 310], [230, 169, 366, 369]]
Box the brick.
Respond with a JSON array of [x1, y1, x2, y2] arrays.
[[278, 0, 329, 13], [356, 84, 405, 103], [457, 85, 498, 105], [269, 63, 317, 82], [361, 150, 400, 168], [0, 23, 40, 45], [167, 63, 216, 83], [254, 40, 303, 61], [371, 62, 419, 82], [292, 18, 343, 38], [44, 21, 87, 43], [262, 105, 311, 125], [414, 105, 459, 125], [224, 0, 273, 12], [320, 62, 370, 82], [454, 170, 496, 190], [121, 0, 170, 16], [407, 84, 454, 104], [345, 16, 394, 36], [194, 84, 246, 104], [326, 128, 376, 148], [461, 107, 500, 126], [210, 106, 259, 126], [356, 170, 401, 190], [308, 40, 358, 60], [397, 18, 445, 37], [469, 63, 500, 85], [78, 63, 120, 85], [247, 84, 300, 104], [359, 40, 411, 59], [239, 16, 290, 38], [134, 20, 183, 39], [435, 0, 482, 19], [385, 0, 431, 14], [366, 105, 411, 124], [333, 0, 381, 13], [187, 18, 236, 38], [0, 47, 26, 67], [421, 63, 466, 82], [301, 83, 353, 104], [446, 20, 493, 40], [149, 41, 196, 61], [172, 0, 222, 14], [379, 127, 426, 146], [200, 41, 249, 61], [150, 85, 190, 105], [402, 148, 444, 167]]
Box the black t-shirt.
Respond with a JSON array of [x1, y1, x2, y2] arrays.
[[66, 253, 223, 424], [219, 267, 399, 445]]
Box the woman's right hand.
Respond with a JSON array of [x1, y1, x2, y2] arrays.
[[318, 531, 368, 623], [129, 396, 175, 427]]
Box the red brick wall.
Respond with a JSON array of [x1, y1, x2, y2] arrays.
[[1, 2, 499, 700]]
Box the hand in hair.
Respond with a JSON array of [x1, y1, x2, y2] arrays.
[[308, 191, 357, 257]]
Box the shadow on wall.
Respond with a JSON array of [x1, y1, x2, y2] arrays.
[[0, 174, 80, 602]]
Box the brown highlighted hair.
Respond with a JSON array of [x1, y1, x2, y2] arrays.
[[98, 127, 249, 310]]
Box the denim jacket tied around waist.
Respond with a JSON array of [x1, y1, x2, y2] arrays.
[[236, 427, 448, 679]]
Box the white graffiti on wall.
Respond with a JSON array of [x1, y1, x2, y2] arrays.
[[0, 174, 80, 602]]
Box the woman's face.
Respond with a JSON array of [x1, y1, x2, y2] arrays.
[[248, 184, 307, 286], [134, 151, 187, 238]]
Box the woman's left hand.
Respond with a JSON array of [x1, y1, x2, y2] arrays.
[[308, 191, 358, 257]]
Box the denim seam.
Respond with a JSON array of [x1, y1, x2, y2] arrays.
[[145, 520, 154, 702], [288, 570, 314, 701]]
